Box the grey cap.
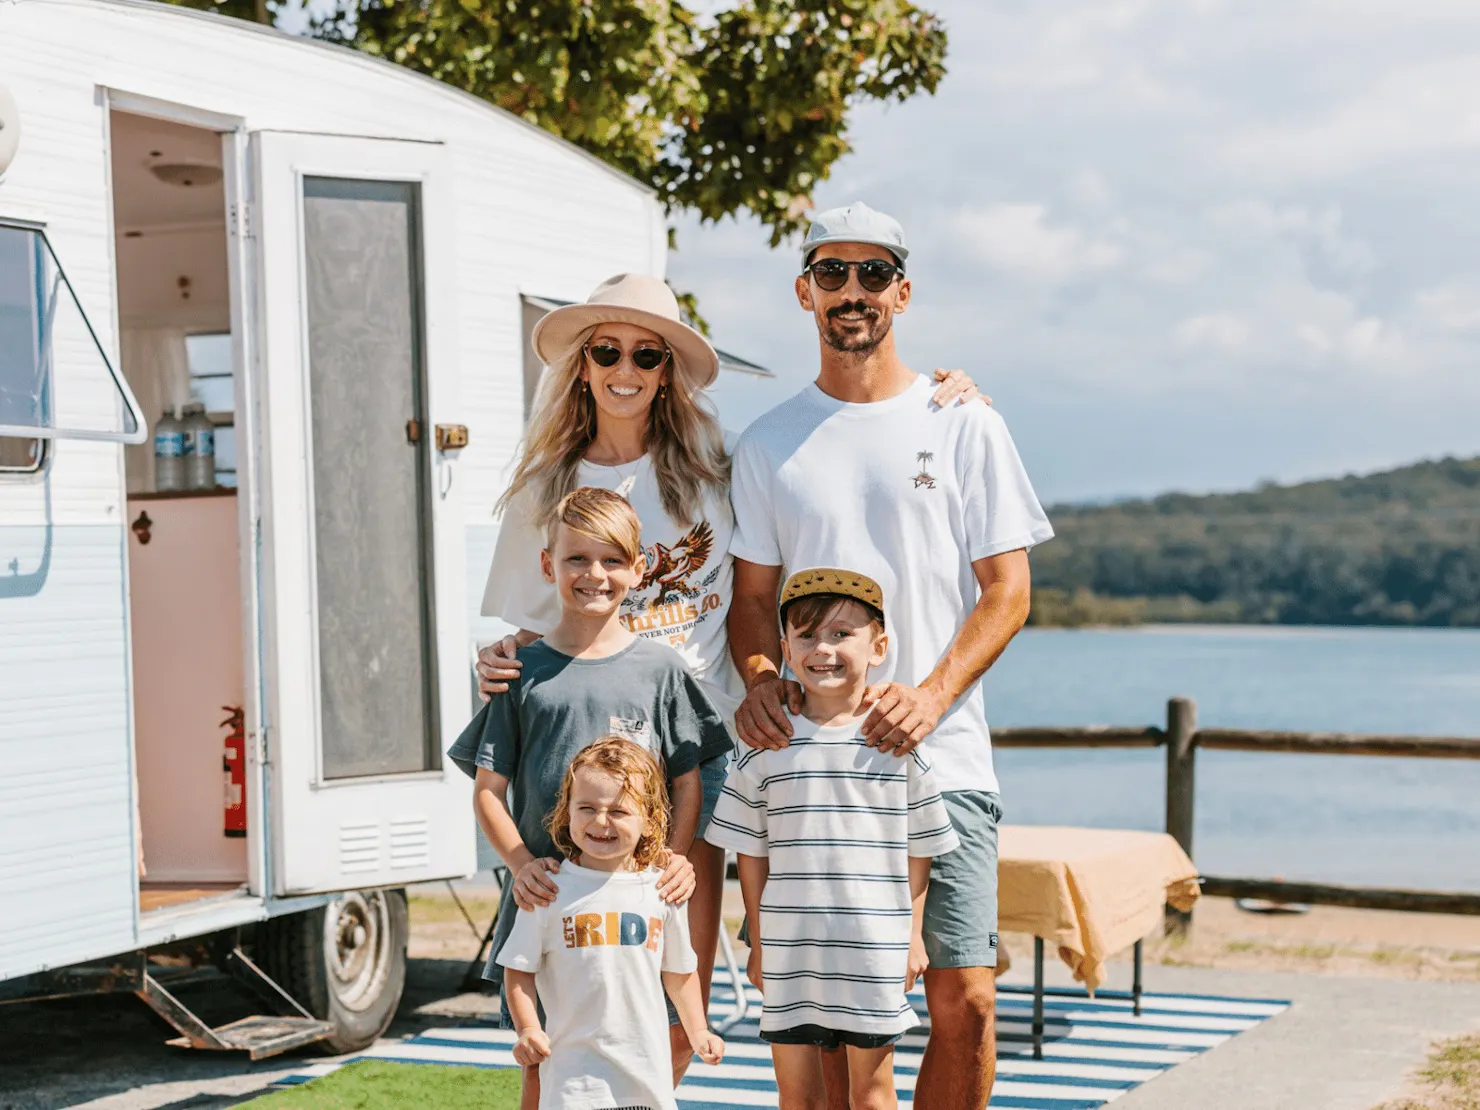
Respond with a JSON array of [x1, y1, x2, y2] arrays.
[[800, 202, 909, 269]]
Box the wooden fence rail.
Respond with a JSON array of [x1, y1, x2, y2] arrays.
[[992, 696, 1480, 924]]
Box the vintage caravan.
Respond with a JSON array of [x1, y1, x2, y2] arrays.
[[0, 0, 763, 1057]]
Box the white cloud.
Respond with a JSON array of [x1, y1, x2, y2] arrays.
[[1412, 282, 1480, 334], [953, 203, 1122, 284], [1175, 313, 1248, 352]]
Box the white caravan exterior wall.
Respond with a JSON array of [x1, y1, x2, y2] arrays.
[[0, 0, 665, 981]]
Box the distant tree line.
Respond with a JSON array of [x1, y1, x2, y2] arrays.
[[1028, 456, 1480, 628]]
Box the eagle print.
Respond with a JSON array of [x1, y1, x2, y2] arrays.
[[639, 520, 715, 603]]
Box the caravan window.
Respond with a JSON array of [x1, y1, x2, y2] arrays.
[[186, 332, 237, 488], [0, 226, 46, 470], [0, 222, 146, 455]]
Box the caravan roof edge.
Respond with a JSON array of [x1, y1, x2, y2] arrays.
[[41, 0, 659, 201]]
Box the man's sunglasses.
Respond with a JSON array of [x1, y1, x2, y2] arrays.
[[803, 258, 903, 293], [584, 343, 670, 372]]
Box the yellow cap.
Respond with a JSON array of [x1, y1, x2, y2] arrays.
[[779, 567, 884, 620]]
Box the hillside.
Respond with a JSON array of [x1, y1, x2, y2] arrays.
[[1028, 456, 1480, 628]]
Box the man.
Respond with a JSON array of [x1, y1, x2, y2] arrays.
[[727, 202, 1053, 1110]]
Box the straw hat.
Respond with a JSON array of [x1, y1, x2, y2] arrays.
[[532, 273, 720, 391], [780, 567, 885, 623]]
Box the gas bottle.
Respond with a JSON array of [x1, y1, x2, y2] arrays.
[[153, 407, 184, 492], [181, 402, 215, 490]]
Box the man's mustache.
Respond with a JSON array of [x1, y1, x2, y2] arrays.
[[827, 301, 877, 319]]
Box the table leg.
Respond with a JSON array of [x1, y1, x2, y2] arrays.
[[1033, 936, 1045, 1061], [1133, 938, 1143, 1017]]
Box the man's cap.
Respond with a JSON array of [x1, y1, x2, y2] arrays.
[[780, 567, 885, 622], [800, 202, 908, 269]]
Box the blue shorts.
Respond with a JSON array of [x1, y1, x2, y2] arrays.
[[922, 790, 1003, 969], [696, 753, 729, 842]]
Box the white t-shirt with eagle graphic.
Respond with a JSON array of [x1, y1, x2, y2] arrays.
[[483, 450, 744, 718]]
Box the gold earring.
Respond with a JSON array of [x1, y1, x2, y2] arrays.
[[659, 384, 667, 398]]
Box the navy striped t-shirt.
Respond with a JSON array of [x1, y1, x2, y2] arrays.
[[705, 712, 960, 1036]]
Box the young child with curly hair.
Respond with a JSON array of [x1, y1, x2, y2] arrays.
[[498, 737, 725, 1110]]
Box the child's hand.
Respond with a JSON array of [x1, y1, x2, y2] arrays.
[[512, 857, 561, 910], [654, 849, 696, 905], [905, 932, 928, 992], [746, 941, 763, 994], [693, 1030, 725, 1065], [512, 1028, 551, 1066]]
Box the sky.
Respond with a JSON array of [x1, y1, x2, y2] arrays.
[[668, 0, 1480, 505], [277, 0, 1480, 506]]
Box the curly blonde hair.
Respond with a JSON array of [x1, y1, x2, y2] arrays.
[[496, 326, 730, 528], [546, 737, 670, 870]]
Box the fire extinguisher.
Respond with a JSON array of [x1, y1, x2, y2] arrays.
[[222, 705, 246, 838]]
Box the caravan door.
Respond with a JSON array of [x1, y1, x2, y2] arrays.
[[253, 133, 474, 895]]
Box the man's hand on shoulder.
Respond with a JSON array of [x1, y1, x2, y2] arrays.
[[860, 682, 950, 756], [734, 674, 802, 750]]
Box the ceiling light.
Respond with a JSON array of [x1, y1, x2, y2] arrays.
[[148, 162, 222, 188]]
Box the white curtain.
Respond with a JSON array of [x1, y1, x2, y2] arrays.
[[120, 327, 190, 493]]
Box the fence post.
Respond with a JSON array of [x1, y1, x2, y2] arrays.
[[1165, 696, 1197, 936]]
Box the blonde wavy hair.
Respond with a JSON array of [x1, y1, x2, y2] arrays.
[[497, 326, 731, 527], [547, 736, 670, 870]]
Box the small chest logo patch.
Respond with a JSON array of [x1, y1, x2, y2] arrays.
[[608, 716, 653, 747], [911, 449, 937, 490]]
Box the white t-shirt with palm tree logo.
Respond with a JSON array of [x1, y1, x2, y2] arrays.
[[730, 374, 1054, 793]]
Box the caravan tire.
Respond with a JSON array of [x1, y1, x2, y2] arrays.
[[259, 888, 408, 1054]]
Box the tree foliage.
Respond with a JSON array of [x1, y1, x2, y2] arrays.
[[1030, 457, 1480, 628], [165, 0, 948, 245]]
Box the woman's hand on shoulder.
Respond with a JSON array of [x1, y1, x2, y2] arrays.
[[476, 635, 524, 700], [654, 849, 696, 905], [930, 368, 992, 408], [512, 856, 561, 910]]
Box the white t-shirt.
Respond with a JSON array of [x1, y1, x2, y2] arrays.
[[483, 453, 744, 720], [730, 375, 1054, 793], [496, 862, 697, 1110], [705, 712, 960, 1036]]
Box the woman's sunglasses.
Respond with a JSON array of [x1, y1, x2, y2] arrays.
[[803, 258, 903, 293], [584, 343, 670, 372]]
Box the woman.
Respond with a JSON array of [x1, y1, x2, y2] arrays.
[[476, 272, 981, 1075]]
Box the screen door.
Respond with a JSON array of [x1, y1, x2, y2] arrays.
[[254, 133, 473, 895]]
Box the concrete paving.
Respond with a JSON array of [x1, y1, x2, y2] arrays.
[[995, 953, 1480, 1110]]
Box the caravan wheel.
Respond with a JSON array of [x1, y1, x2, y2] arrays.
[[259, 888, 408, 1053]]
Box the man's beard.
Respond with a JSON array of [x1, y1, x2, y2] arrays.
[[821, 300, 892, 354]]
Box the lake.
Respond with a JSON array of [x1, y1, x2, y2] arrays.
[[984, 625, 1480, 893]]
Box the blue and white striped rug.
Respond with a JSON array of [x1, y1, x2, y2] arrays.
[[278, 982, 1288, 1108]]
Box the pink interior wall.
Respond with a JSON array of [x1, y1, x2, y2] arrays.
[[128, 493, 248, 884]]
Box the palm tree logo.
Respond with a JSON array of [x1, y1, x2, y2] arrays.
[[912, 450, 936, 489]]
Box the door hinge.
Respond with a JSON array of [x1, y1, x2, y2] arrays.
[[250, 729, 269, 767], [405, 418, 421, 445], [230, 202, 256, 240]]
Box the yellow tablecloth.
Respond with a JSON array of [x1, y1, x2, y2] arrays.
[[998, 826, 1200, 993]]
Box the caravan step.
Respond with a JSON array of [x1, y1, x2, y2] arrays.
[[139, 947, 334, 1059], [167, 1015, 335, 1060]]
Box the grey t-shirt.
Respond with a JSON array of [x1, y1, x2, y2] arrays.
[[446, 636, 732, 982]]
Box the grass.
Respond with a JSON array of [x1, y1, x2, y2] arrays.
[[1375, 1034, 1480, 1110], [238, 1061, 521, 1109]]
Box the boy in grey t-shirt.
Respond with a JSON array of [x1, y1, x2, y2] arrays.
[[448, 635, 731, 981], [445, 489, 731, 1042]]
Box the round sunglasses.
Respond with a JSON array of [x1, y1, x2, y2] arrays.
[[803, 258, 903, 293], [584, 342, 670, 372]]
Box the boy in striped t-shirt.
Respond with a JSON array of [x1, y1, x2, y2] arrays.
[[706, 568, 959, 1108]]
